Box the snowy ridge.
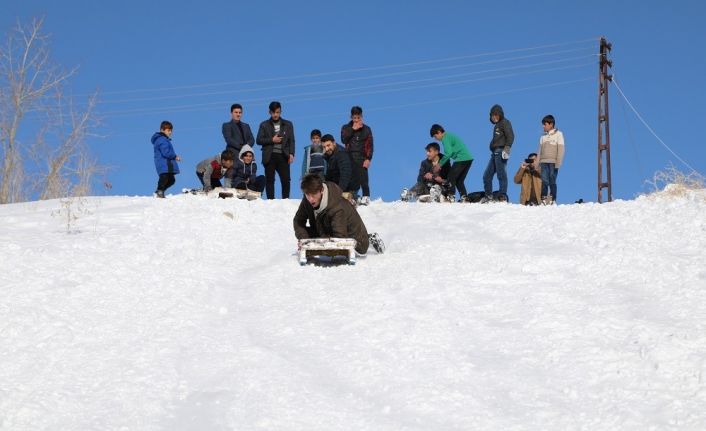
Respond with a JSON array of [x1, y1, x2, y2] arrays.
[[1, 191, 706, 430]]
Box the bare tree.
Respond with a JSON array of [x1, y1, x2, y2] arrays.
[[0, 17, 102, 204]]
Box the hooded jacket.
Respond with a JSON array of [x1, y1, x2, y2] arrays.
[[489, 104, 514, 154], [293, 181, 370, 254], [151, 132, 180, 175], [231, 144, 259, 186]]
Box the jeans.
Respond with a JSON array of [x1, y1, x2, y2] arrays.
[[483, 151, 508, 196], [540, 163, 559, 199]]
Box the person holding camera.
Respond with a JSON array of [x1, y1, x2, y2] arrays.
[[513, 153, 542, 205], [256, 101, 296, 199]]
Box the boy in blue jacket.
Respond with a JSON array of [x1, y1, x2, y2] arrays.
[[151, 121, 180, 198]]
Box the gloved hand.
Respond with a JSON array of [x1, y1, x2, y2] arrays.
[[501, 151, 509, 160]]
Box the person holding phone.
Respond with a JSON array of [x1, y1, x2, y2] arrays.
[[256, 101, 296, 199]]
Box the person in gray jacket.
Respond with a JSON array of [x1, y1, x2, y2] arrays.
[[222, 103, 255, 154], [195, 150, 236, 192], [482, 104, 514, 202]]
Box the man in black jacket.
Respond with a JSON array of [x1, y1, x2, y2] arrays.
[[482, 104, 514, 203], [222, 103, 255, 154], [321, 134, 359, 199], [409, 142, 451, 199], [341, 106, 373, 205], [256, 101, 296, 199]]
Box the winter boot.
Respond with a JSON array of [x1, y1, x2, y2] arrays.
[[368, 233, 385, 254]]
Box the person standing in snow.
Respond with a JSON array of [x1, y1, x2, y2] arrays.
[[195, 150, 236, 192], [513, 153, 542, 205], [301, 129, 327, 178], [340, 106, 374, 205], [151, 121, 180, 198], [429, 124, 473, 201], [537, 114, 565, 205], [231, 145, 266, 193], [256, 101, 295, 199], [482, 104, 514, 203], [293, 174, 384, 255], [222, 103, 255, 155]]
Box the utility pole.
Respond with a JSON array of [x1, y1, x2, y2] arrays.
[[597, 37, 613, 203]]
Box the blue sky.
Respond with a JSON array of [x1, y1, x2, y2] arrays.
[[3, 0, 705, 203]]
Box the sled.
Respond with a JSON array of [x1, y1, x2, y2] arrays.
[[298, 238, 357, 266], [236, 189, 261, 201]]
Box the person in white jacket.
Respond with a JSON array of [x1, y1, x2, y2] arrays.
[[537, 115, 565, 205]]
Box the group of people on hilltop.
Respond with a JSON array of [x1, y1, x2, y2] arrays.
[[150, 102, 564, 256], [150, 102, 375, 204], [400, 105, 565, 205]]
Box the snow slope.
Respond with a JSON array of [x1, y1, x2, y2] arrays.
[[1, 190, 706, 430]]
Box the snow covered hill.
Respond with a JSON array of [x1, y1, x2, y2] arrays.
[[1, 190, 706, 430]]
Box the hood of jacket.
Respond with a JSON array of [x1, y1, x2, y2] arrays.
[[151, 131, 169, 145], [239, 144, 255, 159], [489, 104, 504, 123]]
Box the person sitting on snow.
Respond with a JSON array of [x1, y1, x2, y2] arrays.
[[402, 142, 452, 201], [293, 174, 384, 255], [231, 145, 265, 193], [195, 150, 236, 192]]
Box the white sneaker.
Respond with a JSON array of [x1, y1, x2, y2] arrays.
[[359, 196, 370, 206], [400, 188, 409, 202]]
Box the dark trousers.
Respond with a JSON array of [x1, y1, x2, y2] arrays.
[[448, 160, 472, 197], [351, 155, 370, 197], [196, 172, 222, 189], [157, 173, 176, 192], [234, 175, 266, 193], [264, 153, 291, 199]]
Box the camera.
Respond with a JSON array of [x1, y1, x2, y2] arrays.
[[524, 158, 534, 164]]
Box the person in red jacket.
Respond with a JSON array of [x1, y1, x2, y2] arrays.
[[195, 150, 235, 192]]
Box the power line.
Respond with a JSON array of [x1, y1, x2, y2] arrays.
[[90, 38, 598, 97], [100, 48, 596, 105], [612, 77, 698, 174], [101, 62, 594, 118], [103, 77, 594, 137]]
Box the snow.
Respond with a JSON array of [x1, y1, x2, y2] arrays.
[[1, 190, 706, 430]]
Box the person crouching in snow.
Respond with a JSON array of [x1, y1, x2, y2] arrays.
[[195, 150, 236, 192], [293, 173, 384, 255], [232, 144, 265, 193]]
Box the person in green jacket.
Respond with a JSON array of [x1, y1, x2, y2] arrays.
[[430, 124, 473, 201]]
